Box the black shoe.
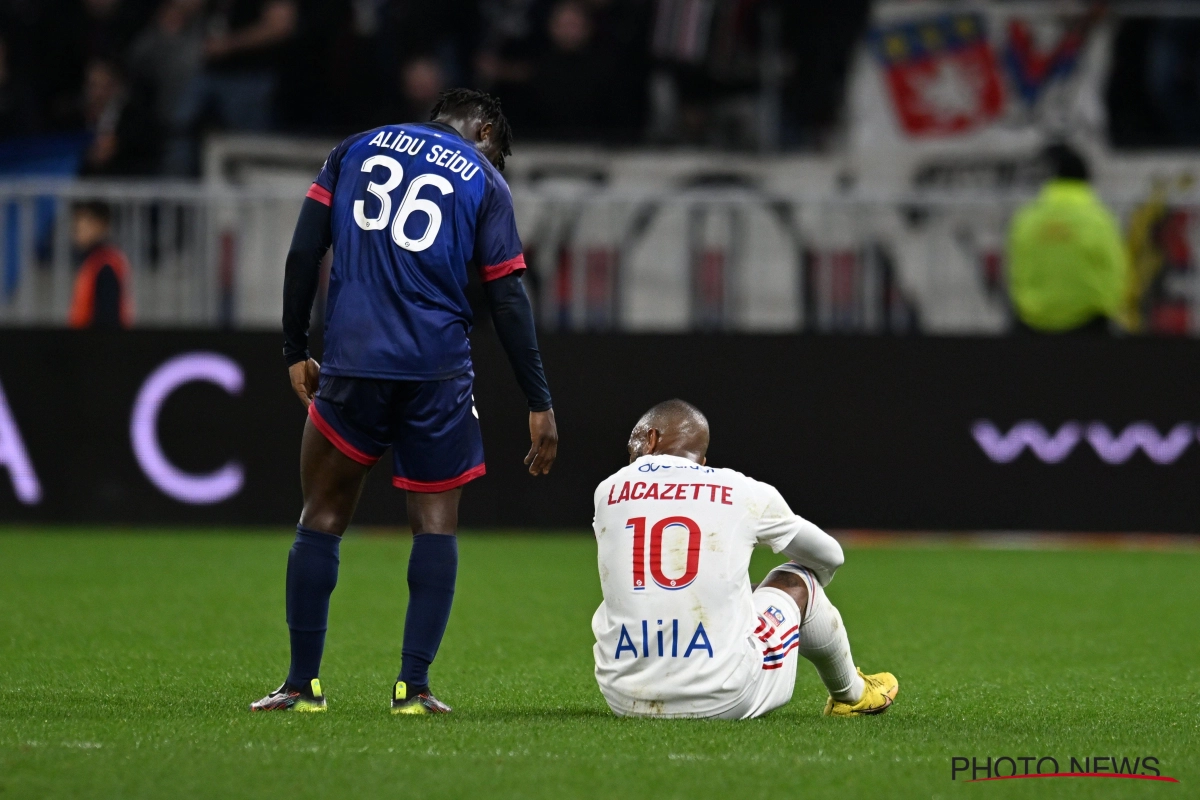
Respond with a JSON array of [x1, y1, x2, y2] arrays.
[[249, 679, 327, 712], [390, 681, 451, 715]]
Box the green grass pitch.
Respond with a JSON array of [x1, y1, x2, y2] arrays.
[[1, 530, 1197, 799]]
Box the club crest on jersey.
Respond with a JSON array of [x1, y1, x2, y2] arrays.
[[764, 606, 786, 625]]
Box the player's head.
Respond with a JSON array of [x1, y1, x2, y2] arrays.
[[1042, 141, 1090, 182], [430, 88, 513, 172], [627, 399, 710, 465]]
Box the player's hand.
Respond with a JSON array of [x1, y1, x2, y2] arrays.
[[525, 409, 558, 476], [288, 358, 320, 407]]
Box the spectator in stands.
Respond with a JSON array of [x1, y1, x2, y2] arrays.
[[201, 0, 297, 129], [1007, 143, 1129, 335], [68, 201, 132, 329], [168, 0, 297, 172], [780, 0, 870, 149], [128, 0, 205, 171], [0, 35, 39, 137], [584, 0, 650, 139], [44, 0, 156, 130], [77, 0, 145, 60], [648, 0, 764, 147], [524, 0, 616, 140], [1145, 16, 1200, 147], [80, 58, 160, 175], [398, 57, 448, 122], [384, 0, 480, 86], [475, 0, 539, 128]]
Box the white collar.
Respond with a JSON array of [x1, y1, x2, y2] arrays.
[[632, 454, 705, 468]]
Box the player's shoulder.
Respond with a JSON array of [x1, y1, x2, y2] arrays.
[[332, 127, 386, 157], [475, 155, 511, 199], [703, 465, 787, 510], [593, 456, 745, 504]]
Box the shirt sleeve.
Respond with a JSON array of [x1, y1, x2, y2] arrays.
[[483, 273, 553, 410], [474, 170, 526, 282], [305, 143, 344, 207], [745, 478, 844, 585], [746, 479, 807, 554]]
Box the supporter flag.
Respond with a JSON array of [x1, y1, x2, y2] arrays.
[[869, 13, 1005, 136], [1003, 17, 1088, 106]]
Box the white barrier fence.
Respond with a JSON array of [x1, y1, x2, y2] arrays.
[[1, 180, 1197, 335]]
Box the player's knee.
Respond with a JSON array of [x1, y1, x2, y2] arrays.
[[299, 505, 351, 536], [406, 490, 461, 535], [760, 569, 809, 617]]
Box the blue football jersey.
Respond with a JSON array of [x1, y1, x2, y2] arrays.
[[305, 121, 525, 381]]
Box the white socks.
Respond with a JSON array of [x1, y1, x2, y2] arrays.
[[796, 580, 864, 703]]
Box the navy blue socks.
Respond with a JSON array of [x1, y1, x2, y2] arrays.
[[283, 528, 456, 692], [285, 526, 341, 688], [399, 533, 459, 690]]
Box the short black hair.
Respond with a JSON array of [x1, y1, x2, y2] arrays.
[[430, 88, 513, 171], [72, 200, 112, 225], [1042, 142, 1090, 181]]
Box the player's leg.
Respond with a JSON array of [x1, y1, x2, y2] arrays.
[[287, 420, 372, 681], [725, 580, 806, 719], [393, 489, 460, 714], [252, 378, 386, 712], [389, 372, 485, 715], [762, 563, 898, 716]]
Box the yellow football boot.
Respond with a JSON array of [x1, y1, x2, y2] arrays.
[[822, 668, 898, 717]]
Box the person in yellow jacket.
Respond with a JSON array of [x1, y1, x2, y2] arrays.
[[1008, 144, 1129, 334]]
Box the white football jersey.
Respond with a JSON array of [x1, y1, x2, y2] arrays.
[[591, 453, 814, 717]]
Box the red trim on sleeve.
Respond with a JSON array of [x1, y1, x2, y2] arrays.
[[308, 403, 380, 465], [392, 463, 487, 493], [306, 183, 333, 206], [479, 254, 526, 282]]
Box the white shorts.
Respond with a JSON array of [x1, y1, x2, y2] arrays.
[[718, 566, 818, 720]]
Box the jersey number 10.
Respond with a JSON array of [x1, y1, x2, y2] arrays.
[[353, 155, 453, 252], [628, 516, 701, 591]]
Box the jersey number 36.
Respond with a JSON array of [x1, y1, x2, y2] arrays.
[[353, 155, 453, 252], [627, 516, 701, 591]]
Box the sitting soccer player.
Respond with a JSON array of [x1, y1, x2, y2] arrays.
[[590, 400, 897, 719]]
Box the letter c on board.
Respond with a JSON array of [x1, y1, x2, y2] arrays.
[[130, 352, 244, 504]]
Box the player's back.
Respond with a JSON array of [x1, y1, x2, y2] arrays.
[[590, 454, 798, 717], [307, 122, 523, 382]]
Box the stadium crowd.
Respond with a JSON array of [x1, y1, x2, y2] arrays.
[[0, 0, 871, 175], [1, 1, 1198, 176]]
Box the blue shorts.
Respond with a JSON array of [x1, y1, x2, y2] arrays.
[[307, 371, 485, 492]]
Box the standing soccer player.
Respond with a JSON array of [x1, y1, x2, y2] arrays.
[[251, 90, 558, 714]]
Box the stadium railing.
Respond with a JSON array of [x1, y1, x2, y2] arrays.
[[0, 180, 1196, 335]]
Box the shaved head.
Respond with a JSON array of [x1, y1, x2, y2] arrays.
[[627, 399, 710, 464]]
